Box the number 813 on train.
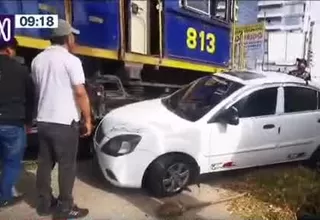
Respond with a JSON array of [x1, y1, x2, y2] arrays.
[[163, 0, 236, 66]]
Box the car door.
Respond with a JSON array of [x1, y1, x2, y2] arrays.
[[208, 86, 282, 171], [276, 85, 320, 161]]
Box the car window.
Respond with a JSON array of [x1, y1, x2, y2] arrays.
[[284, 87, 317, 113], [234, 87, 278, 118], [162, 75, 244, 121]]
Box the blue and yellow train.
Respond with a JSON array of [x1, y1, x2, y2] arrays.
[[0, 0, 235, 97]]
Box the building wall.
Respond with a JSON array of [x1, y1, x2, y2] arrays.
[[310, 1, 320, 21], [257, 0, 307, 31], [236, 0, 313, 71], [238, 0, 258, 25]]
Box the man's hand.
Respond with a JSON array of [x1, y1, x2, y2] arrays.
[[80, 121, 93, 137], [73, 84, 93, 137], [24, 124, 33, 133]]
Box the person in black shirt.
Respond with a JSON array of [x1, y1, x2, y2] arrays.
[[288, 58, 311, 81], [0, 38, 34, 207]]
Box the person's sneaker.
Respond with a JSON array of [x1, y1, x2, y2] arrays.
[[53, 205, 89, 219], [36, 197, 58, 216], [0, 195, 24, 208]]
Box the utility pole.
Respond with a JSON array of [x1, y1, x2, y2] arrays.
[[262, 11, 268, 71]]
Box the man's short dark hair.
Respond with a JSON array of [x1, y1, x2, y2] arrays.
[[50, 35, 68, 45], [0, 38, 18, 51]]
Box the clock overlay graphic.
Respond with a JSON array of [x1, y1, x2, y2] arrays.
[[0, 14, 58, 45]]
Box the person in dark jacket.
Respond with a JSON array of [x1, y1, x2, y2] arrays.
[[0, 38, 34, 207], [288, 58, 311, 81]]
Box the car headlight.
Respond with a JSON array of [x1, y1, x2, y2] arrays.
[[101, 134, 142, 156]]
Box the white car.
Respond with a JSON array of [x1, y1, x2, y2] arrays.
[[93, 71, 320, 197]]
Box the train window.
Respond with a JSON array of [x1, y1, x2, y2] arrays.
[[214, 0, 227, 20], [183, 0, 210, 15], [181, 0, 228, 21]]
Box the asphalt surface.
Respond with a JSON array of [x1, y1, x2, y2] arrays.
[[0, 159, 243, 220]]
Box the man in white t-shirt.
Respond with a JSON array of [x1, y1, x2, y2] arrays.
[[31, 19, 92, 219]]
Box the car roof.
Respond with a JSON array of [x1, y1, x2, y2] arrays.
[[216, 70, 320, 88]]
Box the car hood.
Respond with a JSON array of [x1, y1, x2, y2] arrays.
[[96, 98, 202, 157], [102, 98, 190, 132]]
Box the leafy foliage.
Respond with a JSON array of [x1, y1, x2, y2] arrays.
[[224, 165, 320, 220]]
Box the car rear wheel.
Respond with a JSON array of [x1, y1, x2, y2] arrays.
[[144, 154, 198, 198]]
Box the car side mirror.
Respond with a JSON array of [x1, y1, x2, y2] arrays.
[[209, 106, 239, 125], [223, 106, 239, 125]]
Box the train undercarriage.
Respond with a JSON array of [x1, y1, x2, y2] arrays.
[[18, 47, 210, 121], [19, 46, 210, 158]]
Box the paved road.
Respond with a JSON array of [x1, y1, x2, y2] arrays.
[[0, 160, 242, 220]]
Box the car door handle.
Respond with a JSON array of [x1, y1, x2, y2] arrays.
[[263, 124, 275, 129], [318, 119, 320, 123]]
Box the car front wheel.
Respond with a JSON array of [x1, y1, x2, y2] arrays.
[[144, 154, 198, 197]]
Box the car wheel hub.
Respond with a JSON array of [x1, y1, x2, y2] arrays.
[[162, 163, 190, 193]]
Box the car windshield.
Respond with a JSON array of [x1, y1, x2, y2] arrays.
[[161, 75, 244, 121]]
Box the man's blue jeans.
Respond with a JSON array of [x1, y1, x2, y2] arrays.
[[0, 125, 26, 201]]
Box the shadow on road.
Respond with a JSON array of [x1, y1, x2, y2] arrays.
[[14, 156, 246, 220], [15, 169, 38, 209], [16, 146, 319, 220], [76, 159, 232, 220]]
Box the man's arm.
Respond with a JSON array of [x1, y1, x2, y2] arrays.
[[73, 84, 91, 125], [67, 57, 92, 136], [302, 71, 311, 81]]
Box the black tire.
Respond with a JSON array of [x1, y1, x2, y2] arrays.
[[92, 151, 105, 181], [144, 154, 198, 198], [307, 148, 320, 172], [77, 136, 94, 160]]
